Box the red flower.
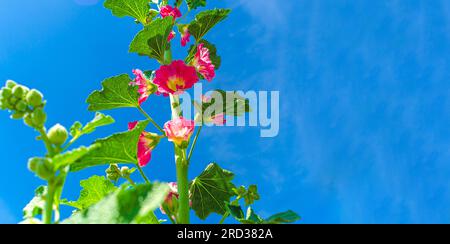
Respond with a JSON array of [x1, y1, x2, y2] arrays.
[[191, 43, 216, 81], [153, 60, 199, 95], [160, 5, 182, 20], [128, 122, 161, 167]]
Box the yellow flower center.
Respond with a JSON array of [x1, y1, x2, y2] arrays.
[[167, 76, 185, 91]]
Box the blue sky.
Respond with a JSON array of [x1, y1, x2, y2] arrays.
[[1, 0, 450, 224]]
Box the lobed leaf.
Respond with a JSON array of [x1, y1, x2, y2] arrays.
[[129, 17, 174, 63], [87, 74, 139, 111], [226, 203, 301, 224], [104, 0, 151, 24], [186, 0, 207, 10], [53, 145, 100, 170], [69, 120, 149, 172], [189, 9, 231, 41], [62, 175, 117, 211], [190, 163, 236, 220], [23, 186, 46, 219], [63, 183, 169, 224]]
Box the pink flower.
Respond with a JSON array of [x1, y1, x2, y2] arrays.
[[160, 182, 179, 215], [201, 95, 212, 103], [160, 182, 192, 216], [167, 31, 176, 42], [191, 43, 215, 81], [128, 122, 161, 167], [164, 117, 195, 147], [131, 69, 156, 105], [153, 60, 199, 95], [181, 28, 191, 47], [210, 113, 226, 125], [160, 5, 182, 20]]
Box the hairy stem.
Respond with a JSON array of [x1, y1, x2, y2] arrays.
[[137, 106, 165, 134], [187, 125, 202, 164], [37, 127, 54, 156], [137, 164, 150, 184], [176, 154, 190, 224], [219, 212, 230, 224], [43, 180, 55, 224], [170, 94, 190, 224]]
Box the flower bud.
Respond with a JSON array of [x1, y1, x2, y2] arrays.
[[47, 124, 68, 146], [10, 111, 25, 119], [28, 157, 54, 180], [8, 96, 18, 106], [15, 100, 27, 112], [25, 89, 43, 107], [5, 80, 17, 89], [31, 108, 46, 127], [23, 113, 35, 127], [0, 87, 12, 99], [106, 164, 121, 182], [120, 166, 130, 176], [12, 85, 25, 98]]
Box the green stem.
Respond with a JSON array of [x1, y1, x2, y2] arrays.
[[43, 180, 56, 224], [219, 212, 229, 224], [138, 106, 165, 134], [176, 155, 190, 224], [137, 164, 150, 184], [37, 127, 54, 156], [125, 176, 136, 186], [187, 125, 202, 164]]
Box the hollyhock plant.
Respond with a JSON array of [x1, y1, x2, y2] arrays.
[[191, 43, 216, 81], [1, 0, 300, 226], [153, 60, 199, 95], [128, 122, 161, 167], [164, 117, 195, 147], [160, 5, 182, 20], [131, 69, 156, 105]]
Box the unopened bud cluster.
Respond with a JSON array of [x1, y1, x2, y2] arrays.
[[0, 80, 46, 128], [105, 164, 135, 182]]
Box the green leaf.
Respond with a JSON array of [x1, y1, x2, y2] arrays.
[[265, 210, 301, 224], [70, 120, 149, 172], [195, 90, 251, 122], [104, 0, 151, 24], [225, 202, 244, 220], [129, 17, 174, 63], [188, 9, 231, 41], [53, 145, 99, 170], [186, 0, 207, 10], [186, 39, 221, 70], [63, 183, 169, 224], [87, 74, 139, 111], [23, 186, 46, 219], [233, 185, 260, 206], [80, 113, 115, 135], [226, 203, 301, 224], [62, 176, 117, 210], [190, 163, 236, 220], [246, 207, 264, 223]]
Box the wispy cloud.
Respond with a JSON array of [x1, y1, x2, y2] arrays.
[[0, 199, 16, 224]]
